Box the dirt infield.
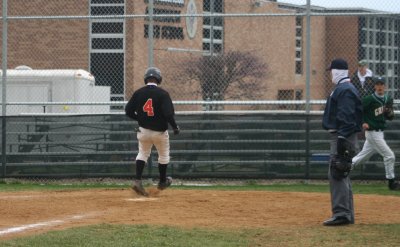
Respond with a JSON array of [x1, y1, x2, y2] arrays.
[[1, 188, 400, 239]]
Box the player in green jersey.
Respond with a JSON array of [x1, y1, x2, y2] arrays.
[[352, 77, 399, 190]]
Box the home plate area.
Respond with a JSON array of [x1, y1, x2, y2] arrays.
[[1, 188, 400, 239]]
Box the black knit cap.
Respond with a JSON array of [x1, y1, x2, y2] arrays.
[[326, 58, 348, 70]]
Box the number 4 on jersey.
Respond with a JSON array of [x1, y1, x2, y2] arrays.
[[143, 98, 154, 116]]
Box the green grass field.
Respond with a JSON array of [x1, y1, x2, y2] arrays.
[[0, 181, 399, 247], [1, 224, 399, 247]]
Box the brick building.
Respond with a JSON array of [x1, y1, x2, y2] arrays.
[[1, 0, 399, 109]]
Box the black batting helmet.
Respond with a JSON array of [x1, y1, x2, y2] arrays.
[[144, 67, 162, 84]]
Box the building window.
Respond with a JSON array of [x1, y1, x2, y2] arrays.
[[203, 0, 224, 54], [360, 16, 400, 99], [278, 89, 294, 109], [295, 16, 303, 75], [278, 90, 294, 100], [90, 0, 125, 104], [295, 61, 302, 75], [277, 89, 303, 109]]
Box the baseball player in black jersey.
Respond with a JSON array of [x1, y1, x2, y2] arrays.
[[125, 67, 180, 196]]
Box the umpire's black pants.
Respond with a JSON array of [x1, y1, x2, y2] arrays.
[[328, 132, 356, 223]]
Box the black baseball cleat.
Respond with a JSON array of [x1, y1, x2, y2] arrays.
[[323, 217, 351, 226], [158, 176, 172, 190], [389, 181, 400, 191], [132, 180, 149, 196]]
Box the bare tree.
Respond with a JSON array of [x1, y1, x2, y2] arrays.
[[178, 51, 268, 107]]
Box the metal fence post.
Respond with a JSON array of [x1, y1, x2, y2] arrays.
[[1, 0, 8, 179], [147, 0, 154, 67], [304, 0, 312, 180], [210, 0, 214, 56]]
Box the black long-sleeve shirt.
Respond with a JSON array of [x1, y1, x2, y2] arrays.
[[322, 81, 362, 138], [125, 84, 178, 131]]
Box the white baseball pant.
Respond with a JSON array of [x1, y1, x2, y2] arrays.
[[352, 130, 395, 179], [136, 127, 170, 164]]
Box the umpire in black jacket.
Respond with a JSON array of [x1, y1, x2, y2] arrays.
[[322, 58, 362, 226]]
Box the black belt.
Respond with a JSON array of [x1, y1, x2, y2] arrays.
[[367, 129, 384, 132]]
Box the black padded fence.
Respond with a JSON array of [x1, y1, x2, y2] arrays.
[[1, 112, 399, 180]]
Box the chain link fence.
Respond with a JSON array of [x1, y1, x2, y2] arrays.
[[0, 0, 398, 112], [1, 0, 400, 181]]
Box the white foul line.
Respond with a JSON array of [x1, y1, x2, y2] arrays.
[[0, 214, 93, 236], [0, 220, 64, 236], [125, 198, 159, 202], [0, 195, 44, 199]]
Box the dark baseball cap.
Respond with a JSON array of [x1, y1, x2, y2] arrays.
[[326, 58, 348, 70], [373, 76, 386, 84]]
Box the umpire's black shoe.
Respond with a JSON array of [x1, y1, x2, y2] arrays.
[[389, 181, 400, 191], [158, 177, 172, 190], [323, 217, 351, 226]]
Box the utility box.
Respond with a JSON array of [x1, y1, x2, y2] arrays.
[[0, 66, 111, 115]]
